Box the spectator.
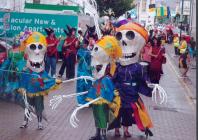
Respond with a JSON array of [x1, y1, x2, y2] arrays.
[[179, 37, 187, 55], [189, 37, 196, 58], [149, 37, 166, 84], [44, 28, 59, 78], [140, 40, 152, 81], [179, 50, 190, 77], [167, 29, 173, 44], [58, 26, 79, 79], [87, 35, 96, 51], [78, 28, 84, 46], [173, 35, 180, 56], [101, 21, 114, 36]]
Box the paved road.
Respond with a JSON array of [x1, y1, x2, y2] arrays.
[[0, 47, 196, 140]]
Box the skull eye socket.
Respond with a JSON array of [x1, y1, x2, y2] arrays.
[[116, 32, 122, 40], [30, 44, 36, 50], [38, 44, 43, 50], [126, 31, 135, 40], [94, 47, 98, 52]]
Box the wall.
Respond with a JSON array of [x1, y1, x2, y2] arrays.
[[191, 0, 196, 40]]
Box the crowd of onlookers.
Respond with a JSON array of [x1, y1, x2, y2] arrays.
[[141, 27, 196, 85], [45, 23, 196, 89], [44, 21, 117, 80], [173, 34, 196, 77], [140, 30, 166, 84]]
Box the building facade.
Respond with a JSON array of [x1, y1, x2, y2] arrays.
[[190, 0, 196, 40]]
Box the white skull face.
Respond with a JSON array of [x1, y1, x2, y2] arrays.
[[115, 30, 146, 66], [91, 44, 110, 79], [25, 42, 46, 73]]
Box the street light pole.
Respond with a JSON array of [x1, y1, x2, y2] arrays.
[[179, 0, 184, 42]]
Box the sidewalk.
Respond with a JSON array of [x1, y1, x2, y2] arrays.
[[165, 43, 196, 102], [0, 58, 196, 140]]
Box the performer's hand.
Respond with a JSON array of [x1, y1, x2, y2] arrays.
[[56, 79, 62, 84], [148, 83, 167, 104]]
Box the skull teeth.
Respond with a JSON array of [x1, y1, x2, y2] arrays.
[[30, 61, 43, 68], [122, 53, 136, 58]]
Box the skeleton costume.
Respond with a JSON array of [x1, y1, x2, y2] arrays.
[[113, 22, 154, 137], [18, 32, 59, 130], [0, 50, 26, 101], [85, 36, 122, 140]]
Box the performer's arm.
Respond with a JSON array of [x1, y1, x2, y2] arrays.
[[138, 73, 152, 97]]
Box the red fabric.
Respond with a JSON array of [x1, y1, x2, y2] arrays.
[[37, 78, 44, 88], [150, 47, 164, 71], [131, 103, 145, 131], [185, 35, 191, 43], [96, 83, 101, 96], [46, 37, 59, 58], [62, 37, 78, 58]]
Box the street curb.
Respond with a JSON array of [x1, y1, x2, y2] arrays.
[[166, 53, 196, 110]]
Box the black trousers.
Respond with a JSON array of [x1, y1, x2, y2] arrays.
[[59, 54, 76, 79], [174, 47, 179, 55], [28, 96, 44, 117], [113, 108, 135, 128]]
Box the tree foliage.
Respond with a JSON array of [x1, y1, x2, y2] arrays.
[[96, 0, 134, 18]]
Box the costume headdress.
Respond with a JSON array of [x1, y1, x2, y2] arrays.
[[96, 36, 122, 59], [117, 22, 148, 42], [96, 36, 122, 75], [44, 28, 54, 36], [64, 25, 77, 36]]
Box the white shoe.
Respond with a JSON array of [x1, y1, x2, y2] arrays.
[[38, 122, 44, 130], [77, 104, 83, 107]]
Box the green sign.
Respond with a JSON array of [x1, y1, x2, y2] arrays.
[[0, 11, 78, 38]]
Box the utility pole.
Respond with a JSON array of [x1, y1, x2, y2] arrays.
[[179, 0, 184, 42], [189, 0, 193, 35], [14, 0, 15, 11]]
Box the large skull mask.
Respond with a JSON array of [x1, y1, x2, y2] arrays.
[[90, 36, 122, 79], [116, 22, 148, 66], [24, 32, 47, 73], [91, 44, 109, 79]]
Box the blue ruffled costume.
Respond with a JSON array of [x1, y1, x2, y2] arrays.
[[85, 76, 116, 129], [76, 47, 92, 104], [19, 69, 56, 97], [0, 51, 26, 101]]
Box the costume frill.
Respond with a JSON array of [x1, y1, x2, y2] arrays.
[[76, 47, 92, 104], [85, 76, 121, 129], [0, 51, 26, 102]]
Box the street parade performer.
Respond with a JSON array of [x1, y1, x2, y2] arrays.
[[111, 22, 167, 138], [50, 29, 167, 139], [50, 36, 122, 140], [0, 43, 26, 101], [17, 31, 61, 130]]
